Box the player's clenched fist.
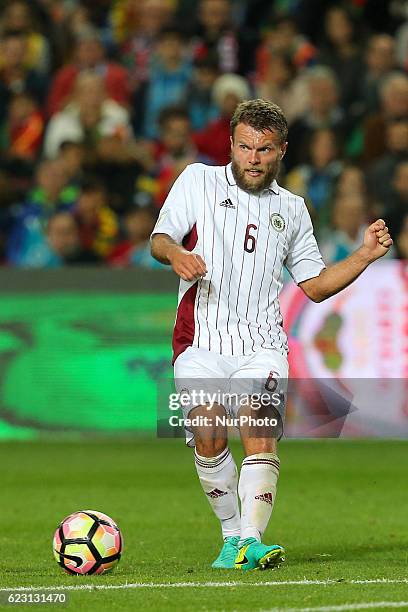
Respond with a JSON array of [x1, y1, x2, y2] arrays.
[[363, 218, 393, 261], [168, 247, 207, 282]]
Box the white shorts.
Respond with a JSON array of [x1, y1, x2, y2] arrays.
[[174, 346, 289, 446]]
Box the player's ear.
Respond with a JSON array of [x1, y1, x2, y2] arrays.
[[230, 135, 234, 150], [280, 142, 288, 159]]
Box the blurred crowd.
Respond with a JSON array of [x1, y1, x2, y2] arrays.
[[0, 0, 407, 268]]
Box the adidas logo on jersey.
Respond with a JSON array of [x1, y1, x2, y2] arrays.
[[206, 488, 228, 498], [254, 492, 274, 505], [219, 198, 235, 209]]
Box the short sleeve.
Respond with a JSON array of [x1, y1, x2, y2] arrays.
[[151, 165, 197, 244], [284, 200, 326, 284]]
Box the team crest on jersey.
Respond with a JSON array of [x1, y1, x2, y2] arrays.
[[270, 213, 285, 232]]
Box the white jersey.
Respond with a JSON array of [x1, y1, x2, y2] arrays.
[[152, 162, 325, 362]]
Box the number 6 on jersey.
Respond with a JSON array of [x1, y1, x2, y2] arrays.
[[244, 224, 257, 253]]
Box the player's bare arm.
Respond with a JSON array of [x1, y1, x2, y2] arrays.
[[299, 219, 393, 303], [151, 233, 207, 282]]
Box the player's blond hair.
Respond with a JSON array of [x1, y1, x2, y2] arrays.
[[230, 99, 288, 143]]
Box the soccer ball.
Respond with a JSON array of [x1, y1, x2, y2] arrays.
[[53, 510, 123, 575]]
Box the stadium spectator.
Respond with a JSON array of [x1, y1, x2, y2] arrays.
[[153, 105, 214, 207], [47, 211, 101, 264], [285, 128, 343, 232], [0, 0, 50, 73], [192, 0, 239, 73], [113, 0, 176, 88], [366, 118, 408, 206], [0, 30, 47, 124], [255, 51, 307, 125], [43, 71, 132, 160], [319, 194, 368, 264], [14, 158, 79, 216], [3, 92, 44, 162], [255, 15, 317, 84], [318, 5, 364, 114], [193, 72, 251, 165], [108, 206, 164, 267], [51, 3, 95, 65], [355, 34, 398, 116], [77, 0, 113, 29], [335, 164, 368, 200], [90, 133, 154, 214], [183, 57, 219, 131], [7, 210, 100, 267], [46, 26, 130, 116], [57, 141, 85, 185], [7, 212, 56, 267], [133, 26, 192, 139], [73, 178, 119, 259], [363, 72, 408, 164], [385, 160, 408, 237], [6, 159, 80, 265], [109, 0, 140, 45], [395, 21, 408, 70], [286, 66, 346, 171]]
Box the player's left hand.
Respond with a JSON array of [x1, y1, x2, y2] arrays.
[[363, 219, 393, 261]]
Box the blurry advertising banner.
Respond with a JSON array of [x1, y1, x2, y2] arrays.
[[280, 260, 408, 437], [0, 261, 407, 439], [0, 269, 176, 440]]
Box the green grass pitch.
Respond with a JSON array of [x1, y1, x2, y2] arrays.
[[1, 439, 408, 611]]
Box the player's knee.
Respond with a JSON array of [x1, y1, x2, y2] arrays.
[[195, 437, 227, 458], [189, 403, 228, 457]]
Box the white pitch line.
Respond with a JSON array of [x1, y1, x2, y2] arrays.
[[264, 602, 408, 612], [352, 579, 408, 585], [0, 578, 408, 592]]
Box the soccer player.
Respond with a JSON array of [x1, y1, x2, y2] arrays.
[[151, 99, 393, 571]]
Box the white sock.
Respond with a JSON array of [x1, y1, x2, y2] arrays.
[[238, 453, 280, 544], [194, 447, 240, 539]]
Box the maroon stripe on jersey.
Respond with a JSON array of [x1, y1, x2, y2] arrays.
[[173, 223, 199, 363], [172, 282, 198, 364], [182, 223, 198, 251]]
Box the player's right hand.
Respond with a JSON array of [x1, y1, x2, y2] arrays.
[[168, 247, 207, 282]]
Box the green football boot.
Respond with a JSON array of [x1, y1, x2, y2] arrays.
[[234, 537, 285, 571], [211, 536, 240, 569]]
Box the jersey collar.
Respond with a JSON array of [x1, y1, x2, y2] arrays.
[[225, 163, 279, 195]]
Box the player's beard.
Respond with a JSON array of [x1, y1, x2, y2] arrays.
[[231, 157, 281, 195]]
